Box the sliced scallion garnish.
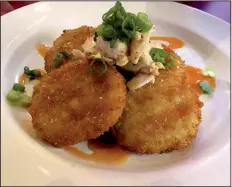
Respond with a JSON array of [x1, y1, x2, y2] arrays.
[[199, 80, 214, 95], [135, 12, 153, 33], [122, 14, 136, 39], [101, 24, 117, 40], [30, 69, 41, 77], [202, 66, 216, 78], [18, 94, 31, 106], [23, 66, 42, 80], [149, 48, 175, 67], [6, 90, 21, 102], [89, 58, 108, 76], [12, 83, 25, 92], [6, 89, 31, 107], [54, 51, 71, 67], [24, 66, 30, 75], [96, 1, 153, 48], [60, 51, 70, 58], [55, 53, 63, 67]]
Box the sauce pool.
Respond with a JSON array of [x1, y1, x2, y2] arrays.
[[64, 140, 129, 165], [185, 65, 216, 95], [150, 36, 184, 49]]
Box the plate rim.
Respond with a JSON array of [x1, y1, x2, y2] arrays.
[[1, 1, 230, 186]]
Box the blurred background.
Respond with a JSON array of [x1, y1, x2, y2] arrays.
[[1, 1, 231, 23]]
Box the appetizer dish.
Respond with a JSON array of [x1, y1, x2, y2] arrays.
[[5, 1, 216, 164]]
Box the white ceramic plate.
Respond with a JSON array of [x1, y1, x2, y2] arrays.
[[1, 2, 230, 186]]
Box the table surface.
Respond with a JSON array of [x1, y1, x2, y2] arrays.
[[1, 1, 231, 23]]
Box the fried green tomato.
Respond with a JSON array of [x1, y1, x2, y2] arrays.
[[114, 84, 202, 154], [44, 26, 95, 73], [113, 49, 203, 154], [29, 60, 126, 147], [158, 45, 187, 87], [53, 25, 95, 52]]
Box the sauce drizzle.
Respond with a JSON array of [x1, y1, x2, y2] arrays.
[[185, 65, 216, 95], [64, 140, 129, 165], [150, 36, 184, 49]]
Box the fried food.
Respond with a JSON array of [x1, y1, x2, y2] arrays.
[[44, 47, 73, 73], [44, 26, 95, 73], [54, 25, 95, 52], [29, 60, 126, 147], [157, 45, 186, 87], [113, 48, 203, 154]]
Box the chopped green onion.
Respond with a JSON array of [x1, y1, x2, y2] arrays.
[[89, 59, 108, 76], [54, 51, 70, 67], [30, 70, 41, 77], [6, 90, 21, 102], [135, 12, 153, 32], [122, 14, 136, 38], [23, 66, 42, 80], [55, 53, 63, 67], [96, 25, 104, 36], [102, 1, 126, 21], [119, 37, 129, 45], [101, 24, 117, 40], [149, 48, 175, 67], [150, 48, 168, 58], [165, 55, 175, 67], [27, 75, 35, 80], [102, 4, 117, 21], [202, 66, 216, 78], [109, 38, 116, 48], [60, 51, 70, 58], [12, 83, 25, 92], [98, 1, 153, 47], [6, 89, 31, 107], [18, 94, 31, 106], [199, 80, 214, 95], [24, 66, 30, 75], [115, 10, 124, 21]]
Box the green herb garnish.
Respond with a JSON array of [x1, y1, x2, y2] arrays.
[[55, 53, 63, 67], [149, 48, 175, 67], [135, 12, 153, 32], [12, 83, 25, 92], [6, 90, 21, 102], [122, 13, 136, 38], [96, 1, 153, 48], [54, 51, 71, 67], [199, 80, 214, 95], [60, 51, 70, 58], [6, 89, 31, 107], [89, 58, 108, 76], [24, 66, 30, 75], [24, 66, 42, 80], [30, 70, 41, 77]]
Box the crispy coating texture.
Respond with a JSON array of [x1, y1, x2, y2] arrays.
[[44, 26, 95, 73], [157, 45, 187, 87], [53, 25, 95, 52], [28, 61, 126, 147], [113, 48, 203, 154]]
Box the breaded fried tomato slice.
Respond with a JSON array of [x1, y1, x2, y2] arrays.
[[29, 60, 126, 147], [44, 26, 95, 73], [113, 48, 202, 154], [113, 84, 202, 154]]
